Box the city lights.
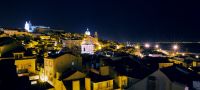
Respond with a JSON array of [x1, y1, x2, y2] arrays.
[[134, 45, 140, 49], [144, 43, 150, 48], [116, 45, 120, 49], [196, 55, 199, 59], [98, 46, 102, 50], [1, 1, 200, 90], [173, 44, 179, 51], [182, 53, 185, 56], [155, 44, 159, 49], [40, 75, 48, 82]]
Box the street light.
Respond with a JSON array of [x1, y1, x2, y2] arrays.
[[116, 45, 120, 49], [182, 53, 185, 56], [173, 44, 179, 51], [134, 45, 140, 49], [98, 46, 102, 50], [196, 55, 199, 59], [155, 44, 159, 49], [144, 43, 150, 48]]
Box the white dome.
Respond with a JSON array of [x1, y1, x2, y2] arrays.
[[85, 28, 91, 36]]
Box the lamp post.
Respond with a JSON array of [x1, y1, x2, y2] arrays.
[[172, 44, 179, 56], [144, 43, 150, 48], [173, 44, 178, 51], [155, 44, 159, 49]]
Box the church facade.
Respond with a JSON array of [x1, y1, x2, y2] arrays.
[[24, 21, 50, 32], [81, 28, 100, 54]]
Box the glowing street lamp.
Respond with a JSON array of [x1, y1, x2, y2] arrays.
[[155, 44, 159, 49], [173, 44, 179, 51], [98, 46, 102, 50], [196, 55, 199, 59], [144, 43, 150, 48], [182, 53, 185, 56], [134, 45, 140, 49], [116, 45, 120, 49]]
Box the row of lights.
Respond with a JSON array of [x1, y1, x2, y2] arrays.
[[144, 43, 199, 58], [144, 43, 179, 50]]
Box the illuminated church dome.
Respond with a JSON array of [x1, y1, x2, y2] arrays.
[[81, 28, 94, 54], [85, 28, 91, 36]]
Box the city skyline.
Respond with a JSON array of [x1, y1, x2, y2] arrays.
[[0, 0, 200, 42], [1, 1, 200, 89]]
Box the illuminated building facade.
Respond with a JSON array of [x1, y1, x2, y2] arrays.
[[86, 72, 114, 90], [81, 28, 95, 54], [24, 21, 50, 32], [14, 54, 36, 76], [0, 27, 29, 36], [81, 28, 102, 54], [25, 21, 35, 32], [81, 42, 94, 54], [44, 53, 82, 85]]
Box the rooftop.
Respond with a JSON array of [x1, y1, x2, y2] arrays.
[[0, 37, 16, 46], [161, 65, 200, 85], [87, 71, 112, 82]]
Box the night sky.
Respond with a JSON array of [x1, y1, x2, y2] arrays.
[[0, 0, 200, 42]]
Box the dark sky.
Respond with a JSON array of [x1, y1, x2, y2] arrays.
[[0, 0, 200, 42]]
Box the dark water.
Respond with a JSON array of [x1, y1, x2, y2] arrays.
[[158, 43, 200, 53]]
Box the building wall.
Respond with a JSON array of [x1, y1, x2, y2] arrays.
[[54, 79, 66, 90], [100, 66, 109, 76], [15, 59, 36, 74], [81, 33, 101, 53], [51, 74, 84, 90], [114, 74, 139, 89], [54, 80, 81, 90], [40, 35, 50, 40], [159, 63, 174, 68], [93, 80, 113, 90], [73, 80, 80, 90], [169, 57, 194, 68], [85, 78, 91, 90], [4, 30, 29, 36], [81, 44, 94, 54], [4, 30, 18, 35], [171, 82, 186, 90], [54, 54, 82, 73], [62, 40, 82, 48], [192, 61, 200, 67], [44, 58, 55, 85], [44, 54, 82, 86], [117, 75, 128, 89], [169, 59, 186, 67]]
